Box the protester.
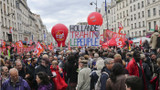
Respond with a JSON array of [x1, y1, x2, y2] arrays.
[[26, 58, 38, 90], [99, 58, 114, 90], [36, 72, 52, 90], [90, 58, 104, 90], [50, 60, 67, 90], [1, 66, 9, 84], [64, 54, 78, 90], [2, 68, 31, 90], [150, 30, 160, 54], [106, 63, 127, 90], [14, 60, 27, 79], [126, 51, 147, 90], [125, 76, 143, 90], [76, 59, 91, 90]]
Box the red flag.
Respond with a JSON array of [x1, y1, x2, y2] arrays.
[[48, 43, 53, 51], [140, 38, 142, 45], [30, 40, 33, 45], [118, 23, 123, 33], [34, 42, 44, 57], [16, 41, 23, 48], [2, 40, 6, 48], [115, 34, 124, 48], [11, 43, 15, 47]]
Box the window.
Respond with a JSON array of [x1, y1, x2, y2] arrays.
[[139, 31, 141, 36], [138, 12, 140, 18], [130, 6, 132, 12], [153, 8, 156, 16], [143, 30, 146, 36], [135, 32, 137, 37], [142, 11, 144, 17], [143, 21, 145, 27], [117, 14, 119, 19], [138, 3, 140, 9], [127, 10, 128, 16], [120, 13, 122, 18], [135, 23, 136, 28], [134, 5, 136, 11], [126, 0, 128, 6], [139, 22, 141, 28], [159, 9, 160, 16], [153, 0, 155, 2], [154, 21, 156, 29], [142, 1, 144, 8], [132, 32, 134, 37], [134, 14, 136, 20], [130, 0, 132, 3], [147, 0, 150, 4], [127, 19, 129, 26], [131, 24, 133, 29], [149, 22, 151, 30], [131, 15, 133, 21], [148, 10, 150, 17], [123, 11, 125, 17]]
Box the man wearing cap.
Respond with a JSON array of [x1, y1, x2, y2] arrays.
[[76, 59, 91, 90]]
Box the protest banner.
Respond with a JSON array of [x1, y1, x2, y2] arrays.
[[69, 25, 100, 47]]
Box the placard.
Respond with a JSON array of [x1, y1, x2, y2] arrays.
[[69, 25, 100, 47]]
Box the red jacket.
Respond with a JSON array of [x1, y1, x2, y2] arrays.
[[50, 65, 67, 90], [126, 58, 147, 90]]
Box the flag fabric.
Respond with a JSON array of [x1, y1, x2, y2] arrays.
[[16, 41, 23, 48], [9, 27, 13, 34], [48, 43, 53, 51], [140, 38, 142, 45], [68, 41, 71, 50], [34, 42, 44, 57], [30, 40, 33, 45], [118, 23, 123, 33], [105, 0, 107, 11], [2, 40, 6, 48], [129, 43, 131, 51]]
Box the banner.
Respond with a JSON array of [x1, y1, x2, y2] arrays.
[[69, 25, 100, 47], [34, 42, 44, 57]]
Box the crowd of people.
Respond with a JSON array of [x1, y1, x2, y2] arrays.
[[0, 30, 160, 90]]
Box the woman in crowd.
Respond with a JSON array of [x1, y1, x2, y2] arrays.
[[106, 63, 127, 90], [36, 72, 52, 90]]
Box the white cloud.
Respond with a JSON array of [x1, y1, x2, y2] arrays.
[[27, 0, 111, 32]]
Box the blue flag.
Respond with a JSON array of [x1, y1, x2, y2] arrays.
[[105, 0, 107, 11]]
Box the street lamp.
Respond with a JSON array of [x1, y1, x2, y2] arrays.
[[90, 0, 97, 12]]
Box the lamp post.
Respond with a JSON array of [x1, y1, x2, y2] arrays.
[[105, 0, 109, 30], [90, 0, 98, 12]]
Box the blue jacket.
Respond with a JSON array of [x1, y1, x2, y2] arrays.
[[100, 67, 110, 90], [2, 77, 31, 90]]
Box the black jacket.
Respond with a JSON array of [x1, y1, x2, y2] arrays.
[[35, 64, 52, 76]]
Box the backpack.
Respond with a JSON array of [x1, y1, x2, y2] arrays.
[[157, 36, 160, 48], [95, 72, 109, 90]]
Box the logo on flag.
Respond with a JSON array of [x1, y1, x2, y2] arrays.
[[34, 42, 44, 57]]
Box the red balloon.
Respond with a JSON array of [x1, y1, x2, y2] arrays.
[[87, 12, 103, 26], [51, 24, 68, 47]]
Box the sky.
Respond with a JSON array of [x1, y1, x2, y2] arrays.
[[27, 0, 111, 32]]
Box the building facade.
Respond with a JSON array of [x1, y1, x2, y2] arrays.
[[0, 0, 53, 44], [146, 0, 160, 32], [100, 0, 160, 38]]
